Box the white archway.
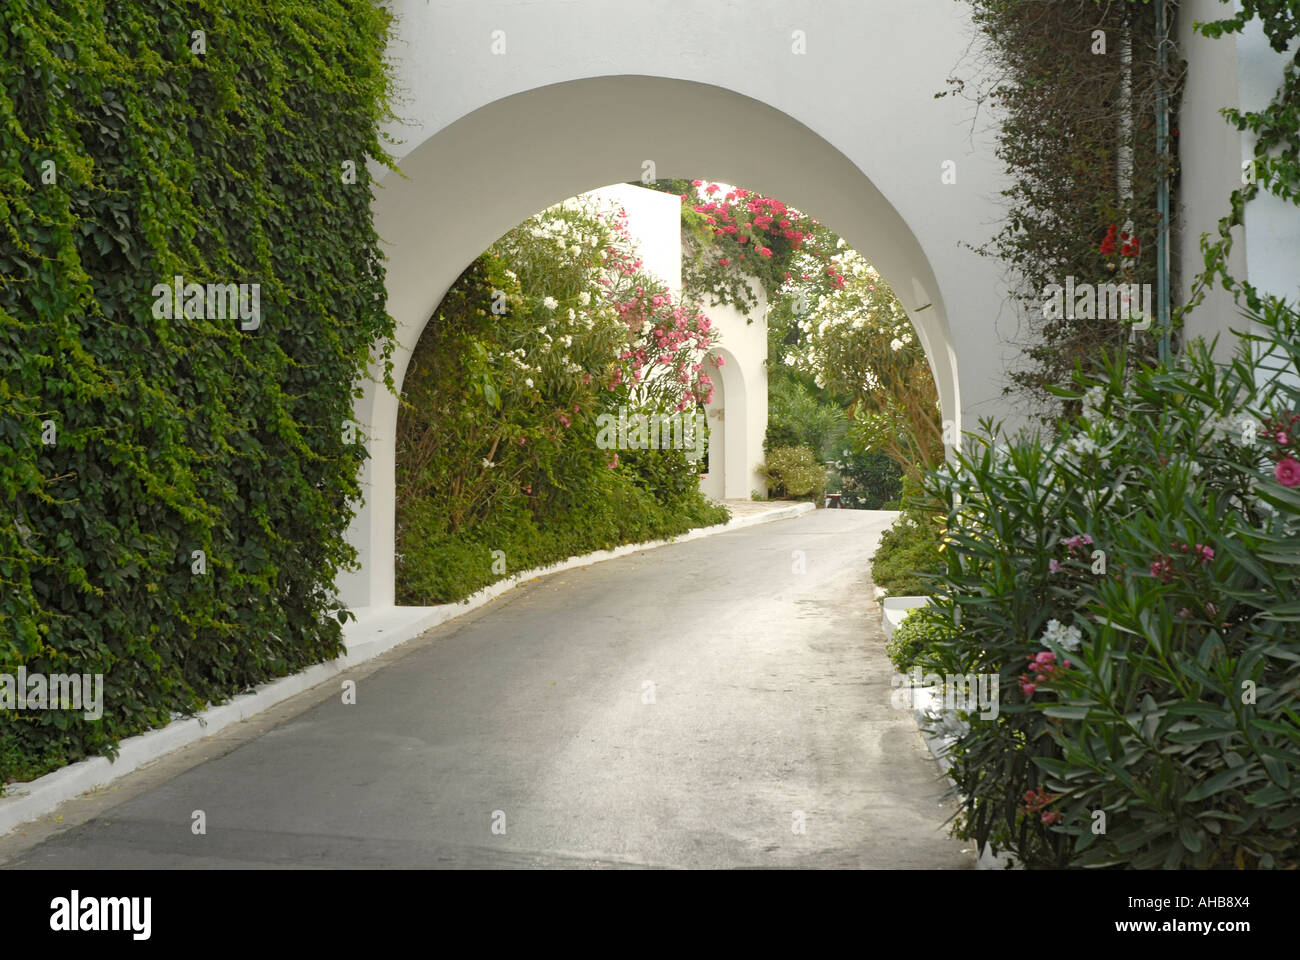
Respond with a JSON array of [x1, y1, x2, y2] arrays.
[[340, 75, 965, 608]]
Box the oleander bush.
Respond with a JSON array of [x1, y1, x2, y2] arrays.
[[394, 199, 729, 605], [915, 301, 1300, 868], [1, 0, 396, 787]]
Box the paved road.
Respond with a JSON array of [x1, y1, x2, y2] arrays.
[[2, 509, 973, 869]]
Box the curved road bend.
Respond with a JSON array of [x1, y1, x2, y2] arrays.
[[2, 509, 974, 869]]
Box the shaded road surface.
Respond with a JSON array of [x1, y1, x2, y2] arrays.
[[2, 509, 973, 869]]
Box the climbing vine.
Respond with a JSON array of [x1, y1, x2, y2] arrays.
[[1, 0, 396, 786], [944, 0, 1182, 419]]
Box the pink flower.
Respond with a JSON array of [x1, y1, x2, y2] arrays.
[[1049, 559, 1061, 574], [691, 179, 703, 187], [1276, 456, 1300, 488]]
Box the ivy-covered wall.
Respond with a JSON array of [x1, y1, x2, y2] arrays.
[[0, 0, 395, 786]]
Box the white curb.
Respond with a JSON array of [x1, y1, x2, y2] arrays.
[[884, 603, 1022, 871], [1, 499, 815, 838]]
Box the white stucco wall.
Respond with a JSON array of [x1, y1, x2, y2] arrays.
[[576, 183, 681, 300], [1177, 0, 1300, 369]]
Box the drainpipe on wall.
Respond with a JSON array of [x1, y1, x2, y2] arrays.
[[1155, 0, 1173, 364]]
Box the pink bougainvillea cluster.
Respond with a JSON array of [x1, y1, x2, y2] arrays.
[[595, 205, 720, 412], [612, 288, 720, 411], [681, 181, 846, 305]]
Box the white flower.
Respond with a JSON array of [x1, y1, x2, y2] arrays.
[[1041, 619, 1083, 652], [561, 335, 572, 347], [1188, 460, 1203, 477], [1068, 434, 1098, 456], [569, 245, 581, 256], [890, 338, 904, 352], [578, 292, 591, 305], [842, 449, 850, 457], [542, 296, 558, 310], [481, 458, 495, 468], [568, 308, 576, 320], [782, 352, 796, 366], [524, 378, 534, 388]]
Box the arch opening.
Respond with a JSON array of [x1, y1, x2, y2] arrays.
[[340, 75, 960, 609]]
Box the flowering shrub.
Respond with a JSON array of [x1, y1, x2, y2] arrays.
[[944, 0, 1171, 416], [647, 179, 846, 314], [782, 254, 943, 483], [395, 199, 727, 603], [915, 299, 1300, 868]]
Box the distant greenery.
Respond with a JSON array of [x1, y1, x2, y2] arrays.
[[830, 446, 904, 510], [765, 370, 844, 456], [759, 445, 827, 503]]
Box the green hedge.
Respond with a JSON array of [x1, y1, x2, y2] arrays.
[[1, 0, 395, 787], [886, 605, 952, 672], [870, 511, 945, 596]]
